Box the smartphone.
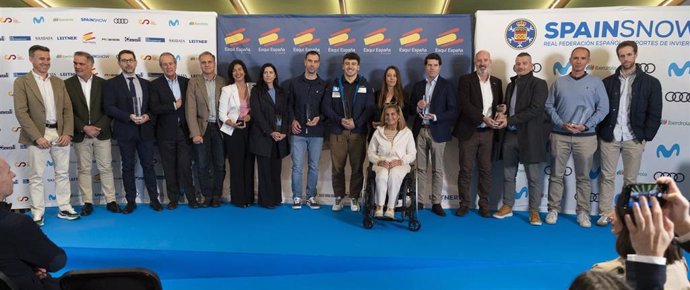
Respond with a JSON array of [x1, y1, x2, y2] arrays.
[[621, 183, 668, 214]]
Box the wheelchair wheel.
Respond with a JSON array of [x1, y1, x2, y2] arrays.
[[363, 217, 374, 229], [408, 219, 421, 232]]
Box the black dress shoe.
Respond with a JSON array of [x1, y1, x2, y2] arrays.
[[210, 199, 221, 208], [188, 200, 200, 209], [150, 200, 163, 211], [167, 202, 178, 210], [431, 204, 446, 217], [80, 203, 93, 216], [201, 199, 211, 208], [478, 207, 491, 218], [455, 205, 469, 217], [122, 202, 137, 214], [106, 202, 121, 213]]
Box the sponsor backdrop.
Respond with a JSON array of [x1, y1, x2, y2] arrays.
[[0, 8, 217, 208], [216, 15, 473, 207], [476, 6, 690, 214]]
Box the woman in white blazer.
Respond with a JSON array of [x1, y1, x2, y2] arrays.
[[367, 104, 416, 219], [219, 59, 255, 207]]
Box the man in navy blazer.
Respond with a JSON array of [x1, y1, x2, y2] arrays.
[[149, 52, 197, 210], [409, 53, 458, 216], [452, 50, 503, 218], [103, 49, 160, 214]]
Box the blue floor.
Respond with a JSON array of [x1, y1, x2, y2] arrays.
[[39, 204, 618, 289]]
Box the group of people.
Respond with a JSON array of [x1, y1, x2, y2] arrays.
[[9, 40, 662, 230]]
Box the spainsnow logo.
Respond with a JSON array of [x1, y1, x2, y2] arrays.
[[81, 18, 107, 23], [668, 61, 690, 77], [32, 16, 45, 24], [506, 19, 536, 49], [656, 144, 680, 158], [168, 19, 179, 27]]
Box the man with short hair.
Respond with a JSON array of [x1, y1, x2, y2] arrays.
[[409, 53, 458, 217], [13, 45, 77, 226], [597, 41, 662, 226], [65, 51, 119, 215], [287, 51, 327, 210], [322, 52, 375, 212], [453, 50, 502, 218], [104, 49, 160, 214], [545, 47, 609, 227], [150, 52, 198, 210], [493, 52, 550, 226], [185, 51, 227, 208], [0, 158, 65, 290]]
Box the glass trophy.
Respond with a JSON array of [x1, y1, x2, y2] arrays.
[[569, 105, 590, 125]]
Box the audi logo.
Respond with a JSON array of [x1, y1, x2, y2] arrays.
[[654, 171, 685, 182], [544, 165, 573, 176], [113, 18, 128, 24], [532, 63, 542, 73], [665, 92, 690, 103], [638, 63, 656, 74], [590, 192, 599, 203]]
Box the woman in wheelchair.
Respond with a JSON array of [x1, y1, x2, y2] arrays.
[[367, 104, 416, 219]]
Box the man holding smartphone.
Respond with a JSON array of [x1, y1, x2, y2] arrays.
[[597, 41, 663, 227], [409, 53, 458, 216], [287, 51, 327, 210]]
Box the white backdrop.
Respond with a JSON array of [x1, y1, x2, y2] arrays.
[[0, 8, 217, 208], [475, 6, 690, 214]]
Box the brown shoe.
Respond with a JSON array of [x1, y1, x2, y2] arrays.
[[529, 210, 542, 226], [493, 205, 513, 219], [478, 207, 491, 218], [454, 205, 469, 217], [431, 204, 446, 217]]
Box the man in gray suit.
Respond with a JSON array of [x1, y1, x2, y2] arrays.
[[13, 45, 76, 226], [64, 51, 119, 216], [185, 51, 227, 207]]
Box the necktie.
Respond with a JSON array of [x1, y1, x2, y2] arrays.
[[128, 77, 140, 116]]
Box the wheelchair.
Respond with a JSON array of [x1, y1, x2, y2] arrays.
[[362, 163, 421, 231]]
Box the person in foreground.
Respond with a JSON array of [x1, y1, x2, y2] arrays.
[[0, 158, 66, 290], [367, 105, 416, 219]]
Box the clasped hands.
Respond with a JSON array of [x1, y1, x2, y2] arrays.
[[129, 114, 150, 125], [377, 159, 403, 169]]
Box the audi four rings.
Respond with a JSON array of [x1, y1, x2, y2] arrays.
[[532, 63, 542, 73], [638, 63, 656, 73], [665, 92, 690, 102], [113, 18, 128, 24], [654, 172, 686, 182]]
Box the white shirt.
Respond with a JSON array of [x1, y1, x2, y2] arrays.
[[478, 73, 494, 128], [79, 74, 93, 114], [613, 72, 637, 141], [31, 70, 57, 124]]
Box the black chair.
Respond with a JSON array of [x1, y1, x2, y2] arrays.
[[59, 268, 162, 290], [0, 270, 18, 290]]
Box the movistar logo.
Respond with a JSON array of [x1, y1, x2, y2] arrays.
[[168, 19, 179, 27], [553, 61, 571, 75], [32, 16, 44, 24], [516, 187, 528, 199], [668, 61, 690, 77], [589, 166, 601, 180], [656, 144, 680, 158]]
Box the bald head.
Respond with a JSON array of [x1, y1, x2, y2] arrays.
[[474, 50, 492, 76], [0, 159, 15, 199]]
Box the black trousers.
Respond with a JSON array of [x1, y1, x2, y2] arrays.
[[158, 125, 195, 203], [256, 143, 282, 207], [119, 136, 158, 203], [224, 127, 255, 206]]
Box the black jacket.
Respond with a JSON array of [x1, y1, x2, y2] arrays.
[[286, 74, 327, 137], [599, 64, 663, 142], [149, 75, 191, 141], [249, 85, 290, 158], [322, 75, 376, 135]]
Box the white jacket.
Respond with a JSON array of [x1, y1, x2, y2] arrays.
[[367, 126, 416, 165], [218, 82, 254, 136]]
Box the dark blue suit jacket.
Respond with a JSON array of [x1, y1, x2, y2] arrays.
[[322, 75, 375, 135], [409, 76, 458, 143], [149, 75, 190, 141], [103, 74, 155, 141]]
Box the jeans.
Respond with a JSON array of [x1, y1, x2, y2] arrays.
[[290, 135, 323, 199], [194, 123, 226, 199]]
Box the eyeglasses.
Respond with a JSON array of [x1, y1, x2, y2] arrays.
[[119, 59, 136, 63]]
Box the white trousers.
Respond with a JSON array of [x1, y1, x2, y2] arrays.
[[28, 128, 73, 218], [373, 164, 411, 209]]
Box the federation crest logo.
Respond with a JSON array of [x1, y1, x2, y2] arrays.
[[506, 19, 536, 49]]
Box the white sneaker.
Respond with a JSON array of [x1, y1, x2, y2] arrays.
[[57, 209, 80, 221], [384, 208, 395, 219], [332, 197, 343, 212], [292, 197, 302, 210], [374, 206, 383, 217], [350, 198, 360, 212], [545, 210, 558, 225], [33, 216, 44, 227], [306, 197, 320, 210], [596, 215, 610, 227], [578, 212, 592, 228]]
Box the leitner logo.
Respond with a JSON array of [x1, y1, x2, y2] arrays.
[[665, 92, 690, 103], [553, 61, 570, 75], [258, 27, 285, 46], [656, 144, 680, 158], [638, 63, 656, 74], [225, 28, 251, 46], [506, 19, 536, 49], [399, 28, 427, 47], [33, 16, 45, 24], [668, 61, 690, 77], [329, 28, 356, 47], [436, 28, 463, 47], [168, 19, 179, 27], [516, 187, 528, 199], [293, 28, 320, 46], [654, 171, 685, 182], [364, 28, 391, 47]]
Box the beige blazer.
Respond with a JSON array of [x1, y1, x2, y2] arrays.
[[185, 74, 227, 138], [13, 72, 74, 145]]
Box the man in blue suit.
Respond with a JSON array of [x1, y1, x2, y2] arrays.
[[104, 49, 160, 214], [409, 53, 458, 216]]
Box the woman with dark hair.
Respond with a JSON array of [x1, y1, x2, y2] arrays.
[[590, 194, 690, 289], [371, 66, 406, 129], [249, 63, 289, 208], [569, 271, 631, 290], [219, 59, 255, 207]]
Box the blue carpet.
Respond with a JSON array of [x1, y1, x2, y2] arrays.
[[37, 204, 622, 289]]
